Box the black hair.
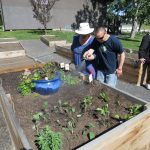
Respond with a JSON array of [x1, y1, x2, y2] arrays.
[[95, 25, 107, 33]]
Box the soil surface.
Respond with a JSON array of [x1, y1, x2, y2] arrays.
[[0, 43, 24, 51], [0, 71, 144, 150]]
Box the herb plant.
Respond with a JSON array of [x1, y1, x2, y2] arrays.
[[99, 92, 110, 102], [18, 74, 35, 96], [36, 125, 63, 150], [81, 96, 93, 112]]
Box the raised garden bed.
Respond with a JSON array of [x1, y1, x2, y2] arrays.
[[0, 63, 150, 150], [40, 35, 67, 47]]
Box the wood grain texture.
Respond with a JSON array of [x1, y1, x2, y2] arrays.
[[93, 113, 150, 150]]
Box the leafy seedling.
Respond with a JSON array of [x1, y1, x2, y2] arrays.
[[36, 125, 62, 150], [128, 104, 143, 116], [85, 123, 95, 129], [81, 96, 93, 112], [32, 112, 44, 132], [99, 92, 110, 102], [88, 132, 95, 140], [96, 104, 110, 116]]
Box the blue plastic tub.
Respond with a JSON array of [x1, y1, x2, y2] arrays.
[[33, 72, 61, 95]]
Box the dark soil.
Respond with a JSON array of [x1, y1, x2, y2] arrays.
[[0, 71, 144, 150]]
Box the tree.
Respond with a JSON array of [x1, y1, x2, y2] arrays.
[[30, 0, 59, 33], [108, 0, 150, 39]]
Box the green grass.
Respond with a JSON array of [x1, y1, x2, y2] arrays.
[[0, 27, 147, 51], [142, 25, 150, 30], [0, 27, 74, 42], [118, 33, 145, 51]]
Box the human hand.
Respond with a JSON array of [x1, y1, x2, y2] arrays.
[[116, 68, 122, 77], [83, 51, 89, 59], [86, 54, 95, 60], [139, 58, 146, 64]]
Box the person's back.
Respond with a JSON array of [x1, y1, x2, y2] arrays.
[[138, 33, 150, 89]]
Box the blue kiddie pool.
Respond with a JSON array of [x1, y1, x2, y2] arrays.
[[33, 72, 61, 95]]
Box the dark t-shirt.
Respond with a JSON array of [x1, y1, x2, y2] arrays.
[[91, 35, 124, 74], [139, 34, 150, 63]]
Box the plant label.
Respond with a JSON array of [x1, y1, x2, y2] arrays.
[[60, 63, 65, 69], [65, 64, 70, 71], [45, 77, 48, 80], [89, 74, 93, 83]]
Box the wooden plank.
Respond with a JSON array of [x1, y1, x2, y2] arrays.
[[82, 112, 150, 150], [0, 87, 31, 150]]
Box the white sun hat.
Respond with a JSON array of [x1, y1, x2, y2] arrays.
[[75, 23, 94, 35]]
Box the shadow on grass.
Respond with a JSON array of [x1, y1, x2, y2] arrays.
[[27, 29, 45, 35], [118, 37, 141, 42]]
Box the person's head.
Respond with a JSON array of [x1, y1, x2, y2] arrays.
[[75, 23, 94, 38], [95, 26, 108, 42]]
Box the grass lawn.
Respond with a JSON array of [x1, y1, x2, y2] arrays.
[[0, 26, 74, 43], [0, 26, 147, 51], [118, 33, 144, 51]]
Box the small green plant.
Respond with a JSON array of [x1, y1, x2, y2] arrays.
[[36, 125, 63, 150], [128, 104, 143, 116], [113, 104, 143, 122], [59, 70, 80, 85], [43, 101, 49, 111], [96, 104, 110, 127], [96, 104, 110, 116], [81, 96, 93, 112], [88, 131, 95, 140], [99, 92, 110, 102], [85, 123, 95, 129], [32, 112, 44, 132], [18, 74, 35, 96], [82, 123, 95, 140], [62, 117, 76, 134], [114, 113, 133, 121]]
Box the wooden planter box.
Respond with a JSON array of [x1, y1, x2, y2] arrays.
[[40, 35, 67, 47], [0, 79, 150, 150], [77, 85, 150, 150]]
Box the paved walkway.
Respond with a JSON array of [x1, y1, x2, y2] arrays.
[[117, 80, 150, 103], [20, 40, 71, 64]]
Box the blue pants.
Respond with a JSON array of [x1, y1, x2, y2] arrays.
[[96, 70, 117, 87]]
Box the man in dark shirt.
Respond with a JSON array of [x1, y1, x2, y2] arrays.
[[139, 33, 150, 89], [83, 26, 125, 87]]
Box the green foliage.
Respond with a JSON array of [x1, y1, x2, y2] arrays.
[[88, 132, 95, 140], [36, 125, 62, 150], [81, 96, 93, 112], [18, 62, 56, 96], [85, 123, 95, 129], [17, 74, 35, 96], [43, 101, 49, 110], [114, 104, 143, 121], [128, 104, 143, 116], [99, 92, 110, 102], [96, 104, 110, 116], [33, 112, 44, 122], [59, 70, 80, 85]]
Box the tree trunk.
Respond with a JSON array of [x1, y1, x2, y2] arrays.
[[130, 16, 138, 39], [130, 0, 139, 39], [138, 20, 143, 32]]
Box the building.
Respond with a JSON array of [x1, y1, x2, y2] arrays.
[[0, 0, 108, 30]]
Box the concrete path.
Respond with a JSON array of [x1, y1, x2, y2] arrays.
[[117, 80, 150, 103], [20, 39, 71, 64]]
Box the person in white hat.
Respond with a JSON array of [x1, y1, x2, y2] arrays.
[[71, 22, 96, 78]]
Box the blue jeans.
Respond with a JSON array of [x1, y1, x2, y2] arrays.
[[96, 70, 117, 88]]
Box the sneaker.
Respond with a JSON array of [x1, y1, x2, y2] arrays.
[[146, 84, 150, 90]]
